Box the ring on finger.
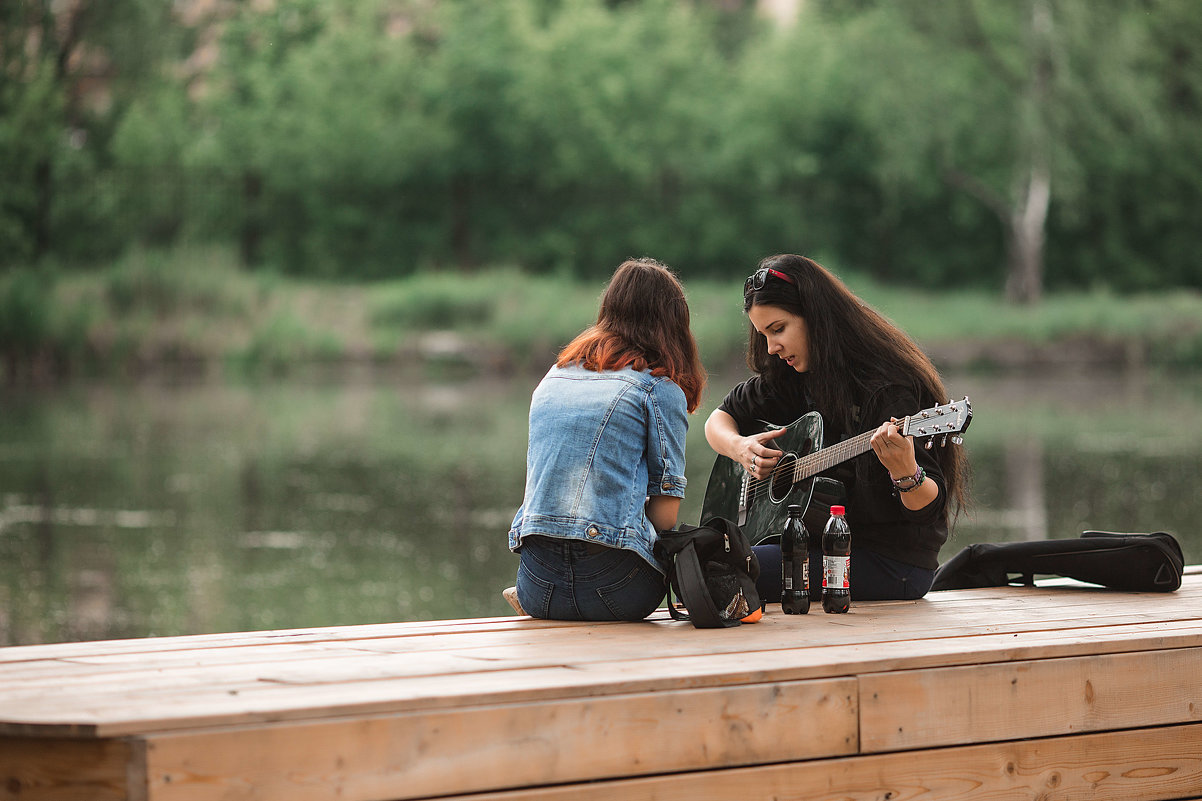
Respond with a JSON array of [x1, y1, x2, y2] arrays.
[[751, 455, 757, 469]]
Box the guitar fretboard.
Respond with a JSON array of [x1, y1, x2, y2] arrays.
[[790, 428, 876, 481]]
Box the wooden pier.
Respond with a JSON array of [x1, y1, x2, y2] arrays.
[[4, 572, 1202, 801]]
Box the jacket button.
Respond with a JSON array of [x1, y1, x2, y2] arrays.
[[661, 482, 673, 491], [586, 526, 600, 538]]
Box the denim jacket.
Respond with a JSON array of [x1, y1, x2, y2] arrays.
[[508, 364, 689, 573]]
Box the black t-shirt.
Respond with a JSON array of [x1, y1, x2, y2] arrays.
[[718, 374, 948, 570]]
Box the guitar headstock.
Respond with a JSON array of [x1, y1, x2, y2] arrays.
[[900, 397, 972, 445]]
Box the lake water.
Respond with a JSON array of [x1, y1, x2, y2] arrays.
[[2, 367, 1199, 646]]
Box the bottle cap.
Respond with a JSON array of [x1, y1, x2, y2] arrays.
[[787, 504, 803, 515], [830, 505, 845, 516]]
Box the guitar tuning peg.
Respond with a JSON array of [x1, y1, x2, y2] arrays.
[[924, 439, 934, 450], [951, 435, 964, 445], [940, 433, 949, 447]]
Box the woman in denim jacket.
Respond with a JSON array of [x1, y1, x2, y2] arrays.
[[507, 258, 706, 621]]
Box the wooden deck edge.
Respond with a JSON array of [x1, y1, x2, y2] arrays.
[[7, 618, 1202, 740], [137, 679, 858, 801], [0, 736, 135, 801], [427, 722, 1202, 801], [859, 645, 1202, 752]]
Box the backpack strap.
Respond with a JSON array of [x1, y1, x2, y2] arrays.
[[657, 523, 748, 628], [669, 540, 736, 628]]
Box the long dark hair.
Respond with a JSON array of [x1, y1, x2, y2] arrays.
[[744, 254, 968, 512], [558, 258, 706, 413]]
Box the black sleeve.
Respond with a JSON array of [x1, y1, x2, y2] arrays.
[[718, 376, 809, 434], [855, 384, 947, 526]]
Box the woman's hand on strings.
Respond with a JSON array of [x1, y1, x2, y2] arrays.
[[870, 418, 918, 478], [742, 428, 786, 478]]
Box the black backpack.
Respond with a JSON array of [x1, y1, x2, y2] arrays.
[[655, 517, 762, 628], [932, 531, 1184, 593]]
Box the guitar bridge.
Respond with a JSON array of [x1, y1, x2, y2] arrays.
[[737, 473, 750, 527]]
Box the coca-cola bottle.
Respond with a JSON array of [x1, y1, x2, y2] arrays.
[[780, 504, 809, 614], [822, 505, 851, 614]]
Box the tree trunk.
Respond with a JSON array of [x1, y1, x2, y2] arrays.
[[1004, 163, 1050, 305], [33, 159, 52, 260], [451, 175, 474, 270], [1005, 0, 1054, 306], [240, 170, 263, 266]]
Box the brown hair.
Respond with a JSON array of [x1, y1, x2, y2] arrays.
[[558, 258, 706, 413], [744, 254, 969, 513]]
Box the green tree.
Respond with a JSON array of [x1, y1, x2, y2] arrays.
[[819, 0, 1166, 303], [1046, 0, 1202, 292], [1, 1, 74, 264], [193, 0, 467, 275], [191, 0, 743, 278], [0, 0, 186, 267], [505, 0, 739, 275]]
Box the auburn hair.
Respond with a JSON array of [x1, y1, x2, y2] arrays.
[[557, 258, 706, 413]]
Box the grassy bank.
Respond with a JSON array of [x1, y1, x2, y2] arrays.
[[3, 245, 1202, 381]]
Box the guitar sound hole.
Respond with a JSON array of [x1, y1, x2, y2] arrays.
[[769, 453, 798, 504]]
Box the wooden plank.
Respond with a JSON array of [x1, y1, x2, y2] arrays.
[[6, 579, 1202, 739], [7, 618, 1202, 738], [0, 616, 580, 664], [1, 579, 1201, 800], [433, 722, 1202, 801], [4, 575, 1199, 668], [6, 585, 1201, 695], [139, 679, 857, 801], [0, 736, 137, 801], [3, 578, 1199, 688], [860, 646, 1202, 752]]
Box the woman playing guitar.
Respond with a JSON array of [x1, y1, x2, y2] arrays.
[[704, 254, 970, 602]]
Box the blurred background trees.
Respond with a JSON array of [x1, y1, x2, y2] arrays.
[[3, 0, 1200, 301]]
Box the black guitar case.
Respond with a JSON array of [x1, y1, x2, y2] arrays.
[[932, 531, 1184, 593]]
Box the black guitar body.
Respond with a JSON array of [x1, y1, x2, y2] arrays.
[[700, 397, 971, 546], [700, 411, 846, 545]]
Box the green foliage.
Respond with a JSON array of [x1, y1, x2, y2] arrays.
[[103, 247, 256, 318], [231, 312, 346, 375], [0, 37, 62, 264], [0, 265, 94, 376], [0, 0, 193, 267], [6, 0, 1202, 297], [370, 273, 498, 330], [0, 268, 54, 350], [7, 246, 1202, 378], [367, 267, 600, 368]]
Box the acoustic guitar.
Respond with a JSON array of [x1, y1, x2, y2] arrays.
[[700, 397, 972, 544]]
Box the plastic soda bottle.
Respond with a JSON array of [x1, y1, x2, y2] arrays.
[[780, 504, 809, 614], [822, 505, 851, 614]]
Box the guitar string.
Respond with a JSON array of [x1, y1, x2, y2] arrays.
[[740, 405, 964, 503], [742, 429, 876, 503]]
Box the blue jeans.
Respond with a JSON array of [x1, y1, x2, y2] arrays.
[[754, 544, 934, 602], [516, 536, 666, 621]]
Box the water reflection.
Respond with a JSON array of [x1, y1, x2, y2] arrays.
[[0, 369, 1199, 645], [1004, 435, 1047, 540], [950, 370, 1202, 549]]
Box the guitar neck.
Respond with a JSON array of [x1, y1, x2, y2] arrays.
[[793, 428, 875, 481]]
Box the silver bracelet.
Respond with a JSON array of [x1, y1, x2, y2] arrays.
[[891, 466, 926, 493]]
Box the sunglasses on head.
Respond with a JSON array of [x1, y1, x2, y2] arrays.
[[744, 267, 797, 295]]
